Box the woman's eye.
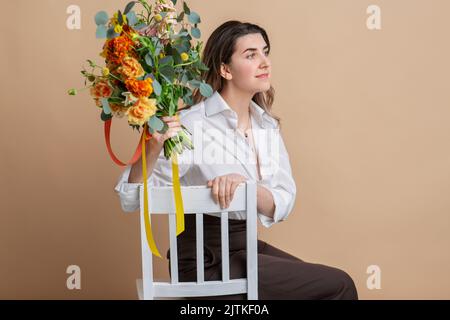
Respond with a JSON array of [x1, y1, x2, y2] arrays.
[[247, 51, 269, 59]]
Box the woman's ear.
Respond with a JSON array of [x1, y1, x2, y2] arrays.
[[220, 63, 232, 80]]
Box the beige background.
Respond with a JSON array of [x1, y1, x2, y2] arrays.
[[1, 0, 449, 299]]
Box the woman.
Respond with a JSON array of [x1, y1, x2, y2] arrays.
[[115, 20, 358, 300]]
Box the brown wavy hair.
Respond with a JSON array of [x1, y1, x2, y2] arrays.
[[186, 20, 281, 128]]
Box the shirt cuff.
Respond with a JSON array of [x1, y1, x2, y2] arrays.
[[256, 184, 287, 228], [114, 165, 147, 213]]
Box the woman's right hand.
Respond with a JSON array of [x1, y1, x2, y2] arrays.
[[150, 114, 182, 146]]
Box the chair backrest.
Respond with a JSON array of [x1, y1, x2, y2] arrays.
[[137, 181, 258, 300]]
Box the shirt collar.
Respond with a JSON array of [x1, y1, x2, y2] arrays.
[[204, 90, 276, 128]]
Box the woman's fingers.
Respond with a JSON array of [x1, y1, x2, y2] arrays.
[[166, 122, 181, 130], [225, 179, 232, 208], [209, 175, 248, 209], [211, 179, 219, 205], [229, 181, 240, 207], [161, 115, 179, 122], [218, 178, 227, 209], [166, 127, 181, 138]]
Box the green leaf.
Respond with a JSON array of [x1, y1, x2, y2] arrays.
[[118, 10, 123, 25], [96, 25, 107, 39], [200, 82, 213, 97], [95, 11, 109, 25], [148, 115, 164, 131], [169, 100, 176, 115], [183, 2, 191, 15], [191, 27, 201, 39], [152, 79, 162, 95], [188, 12, 200, 24], [124, 1, 136, 15], [177, 11, 185, 22]]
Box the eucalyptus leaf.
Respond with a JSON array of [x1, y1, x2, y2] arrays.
[[134, 22, 147, 30], [101, 98, 111, 114], [159, 56, 173, 66], [198, 61, 209, 71], [191, 27, 201, 39], [96, 25, 107, 39], [145, 53, 153, 67], [159, 73, 172, 84], [181, 73, 189, 84], [126, 11, 138, 25], [107, 27, 119, 39], [199, 82, 213, 97], [188, 12, 200, 24], [148, 115, 164, 131], [188, 79, 201, 88], [155, 46, 162, 56], [152, 79, 162, 95], [94, 11, 109, 25], [174, 43, 190, 54], [159, 65, 175, 82]]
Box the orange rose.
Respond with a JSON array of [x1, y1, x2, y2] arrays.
[[117, 56, 145, 79], [126, 97, 157, 126], [90, 80, 113, 98], [125, 78, 153, 97], [110, 103, 129, 118]]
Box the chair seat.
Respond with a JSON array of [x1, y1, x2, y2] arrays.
[[136, 278, 248, 299]]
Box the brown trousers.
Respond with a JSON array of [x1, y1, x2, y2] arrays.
[[167, 214, 358, 300]]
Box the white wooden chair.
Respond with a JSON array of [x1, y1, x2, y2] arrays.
[[136, 181, 258, 300]]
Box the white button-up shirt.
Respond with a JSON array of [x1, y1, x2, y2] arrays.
[[114, 90, 297, 228]]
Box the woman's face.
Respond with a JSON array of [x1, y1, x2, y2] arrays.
[[222, 33, 271, 94]]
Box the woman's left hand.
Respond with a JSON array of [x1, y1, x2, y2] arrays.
[[207, 174, 248, 209]]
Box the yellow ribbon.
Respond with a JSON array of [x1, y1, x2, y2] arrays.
[[141, 123, 185, 258], [171, 152, 185, 236]]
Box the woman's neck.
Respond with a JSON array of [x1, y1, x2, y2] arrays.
[[218, 87, 253, 125]]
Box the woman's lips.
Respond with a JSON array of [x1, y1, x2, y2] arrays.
[[256, 73, 269, 79]]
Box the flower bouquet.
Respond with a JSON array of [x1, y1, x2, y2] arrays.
[[68, 0, 212, 257]]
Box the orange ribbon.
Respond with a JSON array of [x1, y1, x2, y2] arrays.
[[104, 118, 185, 258]]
